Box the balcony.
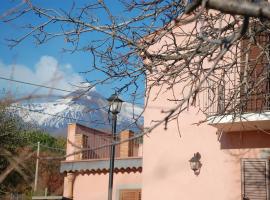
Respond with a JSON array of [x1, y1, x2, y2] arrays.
[[80, 131, 142, 160], [202, 27, 270, 132], [204, 75, 270, 132], [61, 123, 142, 174], [208, 111, 270, 132]]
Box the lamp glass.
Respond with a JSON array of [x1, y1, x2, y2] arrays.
[[108, 94, 123, 114], [190, 160, 200, 171]]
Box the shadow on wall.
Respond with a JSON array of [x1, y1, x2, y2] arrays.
[[219, 131, 270, 200], [220, 130, 270, 150]]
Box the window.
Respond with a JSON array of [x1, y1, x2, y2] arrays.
[[242, 159, 269, 200], [119, 189, 141, 200]]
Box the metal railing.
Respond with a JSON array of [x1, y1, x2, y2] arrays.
[[203, 69, 270, 116], [80, 134, 142, 160]]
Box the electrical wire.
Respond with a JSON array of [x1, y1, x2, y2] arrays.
[[30, 142, 66, 152], [0, 76, 144, 106], [0, 76, 172, 109], [0, 76, 73, 93]]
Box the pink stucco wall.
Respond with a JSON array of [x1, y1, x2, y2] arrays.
[[142, 14, 270, 200], [143, 99, 270, 200], [63, 123, 143, 199], [72, 172, 141, 200]]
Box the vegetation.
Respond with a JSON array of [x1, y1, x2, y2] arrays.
[[0, 104, 66, 198]]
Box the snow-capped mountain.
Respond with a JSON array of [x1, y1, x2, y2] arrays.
[[11, 90, 143, 135]]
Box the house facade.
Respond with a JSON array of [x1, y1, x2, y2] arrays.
[[61, 123, 142, 200], [61, 13, 270, 200], [142, 14, 270, 200]]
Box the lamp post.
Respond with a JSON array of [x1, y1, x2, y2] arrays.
[[107, 93, 123, 200]]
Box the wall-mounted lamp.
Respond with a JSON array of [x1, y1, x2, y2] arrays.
[[189, 152, 202, 175]]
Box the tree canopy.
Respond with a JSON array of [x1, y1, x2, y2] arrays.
[[1, 0, 270, 132], [0, 104, 65, 198]]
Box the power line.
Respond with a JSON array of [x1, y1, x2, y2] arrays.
[[0, 76, 76, 93], [39, 131, 144, 160], [0, 76, 144, 106], [0, 75, 168, 109], [30, 142, 66, 152]]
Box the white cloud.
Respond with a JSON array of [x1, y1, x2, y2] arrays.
[[0, 56, 88, 97]]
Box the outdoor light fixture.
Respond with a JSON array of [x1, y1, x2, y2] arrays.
[[189, 152, 202, 175], [107, 93, 123, 115], [107, 93, 124, 200]]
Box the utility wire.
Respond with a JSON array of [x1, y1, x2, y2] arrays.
[[0, 76, 73, 93], [30, 142, 66, 152], [39, 132, 144, 160], [0, 76, 171, 109], [0, 76, 145, 106]]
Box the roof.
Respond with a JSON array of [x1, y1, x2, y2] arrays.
[[60, 157, 142, 174], [69, 123, 110, 135]]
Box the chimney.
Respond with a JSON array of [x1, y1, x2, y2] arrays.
[[119, 130, 137, 157], [66, 123, 87, 160]]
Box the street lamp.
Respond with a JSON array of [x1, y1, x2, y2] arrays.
[[108, 93, 123, 115], [107, 93, 123, 200]]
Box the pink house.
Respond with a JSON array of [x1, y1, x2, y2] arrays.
[[61, 123, 142, 200], [61, 14, 270, 200], [142, 14, 270, 200]]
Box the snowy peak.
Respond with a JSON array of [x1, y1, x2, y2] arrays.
[[11, 89, 143, 135]]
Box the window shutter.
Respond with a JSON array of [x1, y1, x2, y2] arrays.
[[120, 189, 141, 200], [242, 159, 269, 200]]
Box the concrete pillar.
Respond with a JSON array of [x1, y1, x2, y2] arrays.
[[74, 134, 83, 160], [66, 124, 77, 161], [63, 173, 75, 199]]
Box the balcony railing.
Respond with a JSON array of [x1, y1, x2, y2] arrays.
[[205, 91, 270, 116], [67, 125, 143, 161], [81, 134, 142, 160], [202, 72, 270, 132], [203, 69, 270, 116]]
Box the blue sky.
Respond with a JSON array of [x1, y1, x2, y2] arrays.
[[0, 0, 144, 105]]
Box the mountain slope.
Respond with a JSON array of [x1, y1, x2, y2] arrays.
[[11, 90, 143, 135]]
